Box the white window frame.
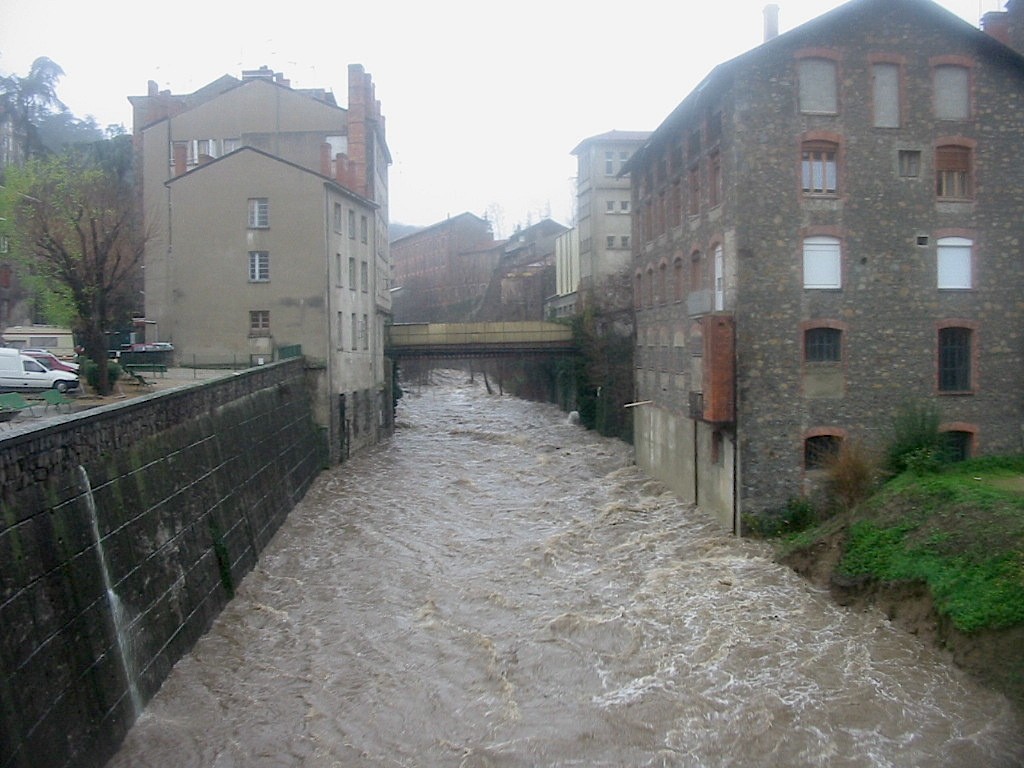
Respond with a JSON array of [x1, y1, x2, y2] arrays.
[[248, 198, 269, 228], [248, 251, 270, 282], [937, 236, 972, 289], [803, 236, 842, 289]]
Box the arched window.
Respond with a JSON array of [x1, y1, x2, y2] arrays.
[[936, 144, 972, 200], [803, 236, 842, 289], [805, 327, 842, 362], [801, 140, 838, 195], [805, 434, 842, 470], [673, 256, 685, 301], [936, 236, 972, 289]]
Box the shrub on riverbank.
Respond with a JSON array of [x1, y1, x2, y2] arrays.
[[778, 454, 1024, 706]]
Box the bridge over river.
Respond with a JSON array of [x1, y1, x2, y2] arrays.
[[106, 370, 1024, 767], [386, 321, 575, 359]]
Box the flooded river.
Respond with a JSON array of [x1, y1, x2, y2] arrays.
[[108, 371, 1024, 767]]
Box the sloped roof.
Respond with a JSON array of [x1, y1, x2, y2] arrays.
[[571, 130, 653, 155], [164, 145, 377, 207], [625, 0, 1024, 174]]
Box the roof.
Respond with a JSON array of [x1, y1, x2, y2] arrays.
[[164, 145, 377, 208], [389, 212, 493, 245], [624, 0, 1024, 175], [571, 130, 653, 155]]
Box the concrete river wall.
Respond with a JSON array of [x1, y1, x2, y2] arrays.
[[0, 359, 327, 768]]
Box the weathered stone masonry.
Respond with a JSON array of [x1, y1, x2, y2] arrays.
[[0, 359, 327, 768]]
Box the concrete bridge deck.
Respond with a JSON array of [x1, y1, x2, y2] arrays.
[[386, 322, 575, 359]]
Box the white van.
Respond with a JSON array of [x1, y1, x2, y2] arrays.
[[0, 348, 79, 393], [1, 325, 77, 359]]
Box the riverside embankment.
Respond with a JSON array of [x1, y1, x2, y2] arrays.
[[1, 359, 326, 768], [106, 371, 1024, 767]]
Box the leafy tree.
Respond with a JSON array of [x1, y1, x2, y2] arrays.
[[0, 57, 67, 164], [3, 137, 144, 394]]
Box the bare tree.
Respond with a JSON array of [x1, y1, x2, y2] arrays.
[[4, 140, 144, 394]]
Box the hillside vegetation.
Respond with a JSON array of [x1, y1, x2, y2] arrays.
[[778, 455, 1024, 707]]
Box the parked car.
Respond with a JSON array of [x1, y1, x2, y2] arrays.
[[126, 342, 174, 352], [22, 349, 80, 374], [0, 348, 79, 392]]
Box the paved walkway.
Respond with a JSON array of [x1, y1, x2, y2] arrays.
[[0, 367, 235, 435]]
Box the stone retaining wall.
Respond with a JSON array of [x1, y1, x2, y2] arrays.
[[0, 359, 327, 768]]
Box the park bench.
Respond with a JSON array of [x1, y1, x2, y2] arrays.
[[0, 392, 38, 418], [41, 389, 75, 413], [125, 363, 168, 376]]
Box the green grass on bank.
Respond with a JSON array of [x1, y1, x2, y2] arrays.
[[786, 456, 1024, 634]]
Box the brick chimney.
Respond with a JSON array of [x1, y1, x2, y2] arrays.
[[346, 64, 383, 201], [983, 0, 1024, 56], [764, 4, 780, 42]]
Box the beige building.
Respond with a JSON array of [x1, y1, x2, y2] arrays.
[[131, 64, 392, 460], [570, 131, 651, 305]]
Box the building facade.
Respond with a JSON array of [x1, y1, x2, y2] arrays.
[[390, 212, 501, 323], [628, 0, 1024, 531], [131, 64, 392, 460], [571, 131, 651, 310]]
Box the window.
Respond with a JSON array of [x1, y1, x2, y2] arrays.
[[936, 145, 971, 199], [360, 215, 368, 243], [934, 65, 969, 120], [690, 251, 703, 290], [605, 151, 615, 175], [621, 200, 630, 213], [606, 201, 616, 213], [348, 209, 356, 239], [943, 430, 973, 462], [621, 235, 630, 249], [803, 236, 841, 289], [248, 251, 269, 282], [334, 203, 343, 232], [607, 235, 616, 249], [248, 198, 269, 228], [335, 253, 343, 286], [687, 165, 700, 216], [361, 314, 369, 349], [348, 257, 356, 288], [709, 150, 722, 207], [801, 141, 837, 195], [360, 260, 368, 292], [798, 58, 838, 114], [937, 237, 972, 289], [938, 326, 972, 392], [898, 150, 921, 177], [805, 327, 841, 362], [805, 434, 841, 469], [674, 257, 685, 301], [873, 63, 900, 128], [351, 313, 358, 350], [249, 310, 270, 333]]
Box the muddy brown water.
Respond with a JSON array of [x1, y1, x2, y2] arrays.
[[107, 371, 1024, 767]]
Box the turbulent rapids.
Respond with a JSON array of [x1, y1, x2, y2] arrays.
[[107, 370, 1024, 767]]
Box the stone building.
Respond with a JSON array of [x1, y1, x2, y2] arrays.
[[130, 64, 393, 461], [627, 0, 1024, 531], [390, 212, 502, 323]]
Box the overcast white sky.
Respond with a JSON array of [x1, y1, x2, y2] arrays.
[[0, 0, 1003, 235]]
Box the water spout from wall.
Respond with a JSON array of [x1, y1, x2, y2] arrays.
[[79, 465, 143, 717]]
